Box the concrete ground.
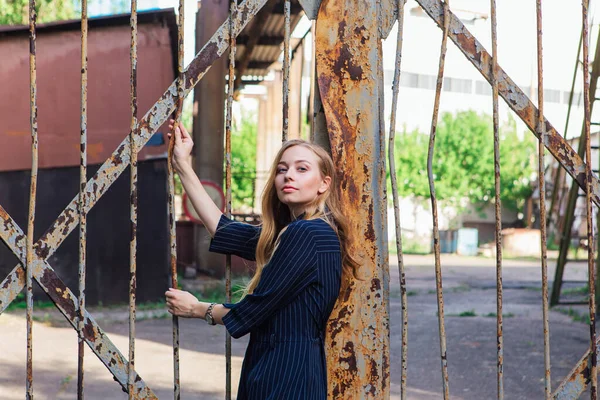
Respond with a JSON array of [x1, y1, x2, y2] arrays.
[[0, 254, 596, 399]]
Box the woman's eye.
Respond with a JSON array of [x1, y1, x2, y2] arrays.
[[298, 167, 307, 172], [277, 168, 287, 174]]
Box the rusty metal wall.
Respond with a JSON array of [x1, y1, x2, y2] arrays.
[[0, 11, 175, 173]]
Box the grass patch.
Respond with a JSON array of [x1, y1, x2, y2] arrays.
[[562, 285, 589, 296], [555, 307, 591, 324], [4, 292, 55, 312], [406, 290, 419, 297], [191, 279, 248, 304], [449, 285, 470, 293], [485, 312, 515, 318], [458, 309, 477, 317], [447, 309, 477, 317]]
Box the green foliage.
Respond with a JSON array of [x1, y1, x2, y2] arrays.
[[0, 0, 77, 25], [390, 111, 535, 213], [229, 111, 258, 211]]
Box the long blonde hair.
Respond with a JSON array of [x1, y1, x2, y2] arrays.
[[245, 139, 360, 295]]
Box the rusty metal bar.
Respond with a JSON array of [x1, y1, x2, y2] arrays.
[[0, 0, 268, 395], [0, 207, 158, 399], [535, 1, 551, 398], [427, 1, 450, 397], [548, 28, 583, 229], [128, 1, 139, 398], [282, 0, 290, 142], [0, 0, 270, 308], [415, 0, 600, 209], [169, 1, 185, 399], [583, 1, 598, 398], [489, 0, 503, 397], [225, 0, 236, 398], [388, 0, 408, 398], [77, 0, 89, 397], [26, 0, 38, 397]]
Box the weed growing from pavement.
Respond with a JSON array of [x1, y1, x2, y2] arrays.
[[485, 312, 515, 318], [555, 307, 591, 325]]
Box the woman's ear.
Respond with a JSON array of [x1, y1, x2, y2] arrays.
[[318, 176, 332, 194]]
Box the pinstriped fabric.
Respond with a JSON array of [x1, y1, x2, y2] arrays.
[[209, 215, 342, 400]]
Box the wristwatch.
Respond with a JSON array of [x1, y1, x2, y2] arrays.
[[205, 303, 217, 325]]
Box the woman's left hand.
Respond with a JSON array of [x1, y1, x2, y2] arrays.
[[165, 288, 201, 318]]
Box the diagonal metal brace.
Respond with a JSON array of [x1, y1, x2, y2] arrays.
[[0, 206, 157, 398], [416, 0, 600, 207], [0, 0, 269, 394], [415, 0, 599, 398]]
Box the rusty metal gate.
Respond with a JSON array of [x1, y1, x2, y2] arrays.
[[1, 0, 600, 398]]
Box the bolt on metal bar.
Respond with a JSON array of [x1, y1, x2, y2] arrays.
[[128, 1, 139, 398], [489, 0, 503, 397], [427, 1, 450, 398], [582, 1, 598, 398], [78, 0, 89, 397], [388, 0, 408, 398], [535, 1, 551, 398], [225, 0, 237, 398], [282, 0, 290, 142], [26, 0, 38, 397], [168, 1, 185, 399]]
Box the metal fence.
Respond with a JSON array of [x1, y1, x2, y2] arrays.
[[1, 0, 600, 398]]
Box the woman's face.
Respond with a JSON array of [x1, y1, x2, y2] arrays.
[[275, 145, 331, 216]]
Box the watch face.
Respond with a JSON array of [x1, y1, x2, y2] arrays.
[[183, 180, 225, 224]]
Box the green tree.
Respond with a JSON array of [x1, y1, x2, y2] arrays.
[[230, 111, 257, 212], [390, 110, 535, 215], [0, 0, 77, 25]]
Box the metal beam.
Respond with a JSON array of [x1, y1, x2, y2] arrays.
[[414, 0, 600, 397], [416, 0, 600, 207], [237, 34, 284, 46], [0, 0, 269, 394]]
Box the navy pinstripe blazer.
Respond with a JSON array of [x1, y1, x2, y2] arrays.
[[209, 214, 342, 399]]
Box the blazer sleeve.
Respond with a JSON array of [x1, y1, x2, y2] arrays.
[[209, 214, 261, 261], [222, 222, 318, 338]]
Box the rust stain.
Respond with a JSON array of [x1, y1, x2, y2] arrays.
[[316, 0, 390, 396]]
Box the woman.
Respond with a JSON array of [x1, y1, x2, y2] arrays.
[[165, 120, 359, 399]]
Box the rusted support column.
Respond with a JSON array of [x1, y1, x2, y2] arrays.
[[225, 0, 237, 396], [128, 1, 139, 398], [282, 0, 290, 142], [535, 1, 551, 398], [489, 0, 503, 397], [316, 0, 390, 397], [427, 1, 450, 397], [193, 0, 229, 278], [169, 1, 185, 398], [78, 0, 89, 397], [26, 0, 38, 397], [388, 0, 407, 398], [582, 1, 598, 398]]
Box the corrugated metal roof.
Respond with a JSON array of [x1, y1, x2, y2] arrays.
[[234, 0, 305, 86]]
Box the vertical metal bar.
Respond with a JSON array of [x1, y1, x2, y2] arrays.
[[26, 0, 38, 397], [168, 1, 185, 398], [77, 0, 88, 398], [388, 0, 407, 398], [128, 1, 138, 398], [282, 0, 290, 142], [427, 1, 450, 398], [535, 1, 551, 398], [583, 1, 598, 398], [489, 0, 503, 398], [225, 0, 237, 398]]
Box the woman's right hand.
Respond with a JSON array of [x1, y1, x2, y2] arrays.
[[168, 119, 194, 174]]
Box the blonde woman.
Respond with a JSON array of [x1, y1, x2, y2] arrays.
[[165, 120, 359, 399]]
